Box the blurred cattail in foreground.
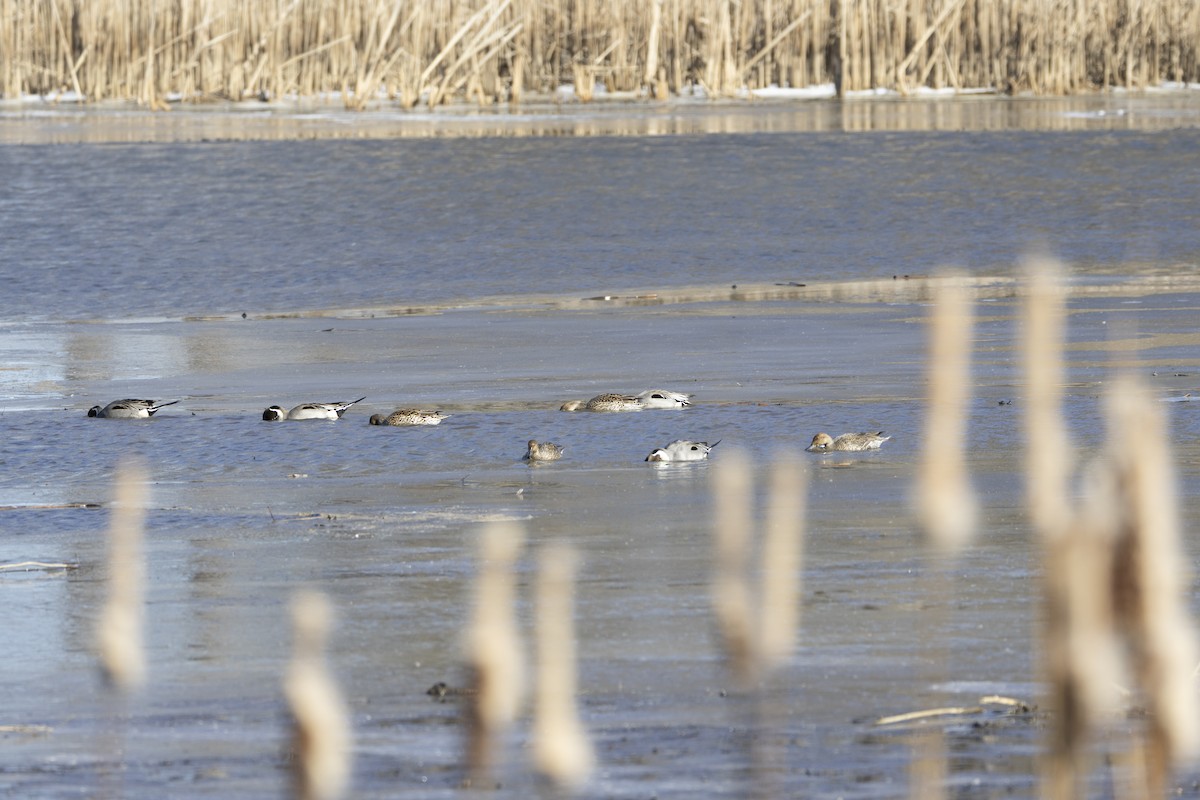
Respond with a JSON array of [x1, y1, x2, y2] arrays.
[[1039, 459, 1125, 799], [758, 453, 806, 672], [1021, 260, 1073, 537], [531, 544, 593, 790], [285, 590, 351, 800], [907, 277, 977, 800], [914, 277, 977, 553], [96, 457, 148, 692], [1023, 262, 1122, 798], [712, 449, 757, 686], [464, 520, 526, 780], [1024, 264, 1200, 797], [711, 449, 806, 688], [1103, 378, 1200, 795]]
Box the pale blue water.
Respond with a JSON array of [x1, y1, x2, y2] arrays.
[[1, 123, 1199, 322], [1, 97, 1199, 798]]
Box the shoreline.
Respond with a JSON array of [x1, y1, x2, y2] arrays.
[[14, 272, 1195, 327], [4, 90, 1200, 144]]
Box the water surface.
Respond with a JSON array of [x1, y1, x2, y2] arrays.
[[1, 97, 1200, 798]]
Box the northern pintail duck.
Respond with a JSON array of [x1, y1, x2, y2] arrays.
[[87, 399, 179, 418], [369, 409, 447, 426], [561, 389, 692, 412], [263, 397, 365, 421], [806, 431, 891, 452], [524, 439, 564, 462], [645, 439, 719, 462], [637, 389, 692, 409]]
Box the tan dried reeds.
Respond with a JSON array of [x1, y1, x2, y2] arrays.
[[1023, 265, 1200, 798], [96, 457, 147, 692], [463, 520, 526, 780], [284, 590, 352, 800], [914, 276, 976, 554], [711, 448, 806, 688], [530, 544, 593, 790], [1041, 460, 1128, 800], [758, 452, 805, 672], [1102, 378, 1200, 794], [1022, 262, 1119, 798], [2, 0, 1198, 105], [1021, 260, 1073, 541], [712, 448, 758, 686]]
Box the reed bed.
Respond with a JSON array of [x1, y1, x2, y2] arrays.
[[2, 0, 1198, 106]]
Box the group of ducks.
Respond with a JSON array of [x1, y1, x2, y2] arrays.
[[85, 390, 891, 463]]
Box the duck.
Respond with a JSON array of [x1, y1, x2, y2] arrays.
[[645, 439, 719, 462], [636, 389, 692, 409], [87, 399, 179, 418], [262, 397, 365, 421], [524, 439, 564, 462], [806, 431, 891, 452], [578, 393, 643, 412], [560, 389, 692, 412], [369, 409, 447, 426]]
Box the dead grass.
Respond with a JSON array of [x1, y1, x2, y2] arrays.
[[2, 0, 1197, 105]]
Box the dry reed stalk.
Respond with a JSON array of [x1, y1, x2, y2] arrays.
[[712, 449, 807, 688], [343, 0, 407, 110], [1104, 378, 1200, 795], [909, 277, 976, 798], [1021, 259, 1073, 540], [757, 453, 805, 671], [5, 0, 1200, 103], [0, 560, 76, 571], [914, 277, 976, 554], [1039, 459, 1125, 800], [644, 0, 663, 88], [285, 590, 351, 800], [908, 728, 948, 800], [531, 544, 594, 790], [711, 448, 757, 687], [96, 457, 147, 692], [464, 520, 526, 780], [1020, 260, 1117, 799]]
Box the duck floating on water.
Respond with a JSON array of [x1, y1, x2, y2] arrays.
[[561, 389, 692, 412], [369, 409, 447, 426], [524, 439, 564, 462], [263, 397, 366, 421], [645, 439, 719, 462], [87, 399, 179, 418], [806, 432, 891, 452]]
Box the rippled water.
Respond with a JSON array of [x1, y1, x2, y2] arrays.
[[2, 96, 1200, 323], [1, 96, 1200, 798]]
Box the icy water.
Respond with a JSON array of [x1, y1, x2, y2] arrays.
[[2, 95, 1200, 798]]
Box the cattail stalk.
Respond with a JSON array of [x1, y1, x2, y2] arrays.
[[531, 544, 593, 790], [1022, 262, 1125, 800], [1105, 378, 1200, 795], [1021, 259, 1073, 539], [284, 590, 351, 800], [96, 457, 148, 692], [915, 277, 976, 553], [758, 453, 805, 671], [1039, 459, 1124, 800], [711, 448, 757, 686], [464, 520, 525, 779]]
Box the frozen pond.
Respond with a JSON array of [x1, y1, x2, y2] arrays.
[[1, 95, 1200, 798]]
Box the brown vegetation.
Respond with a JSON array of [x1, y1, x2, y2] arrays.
[[1, 0, 1198, 107]]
